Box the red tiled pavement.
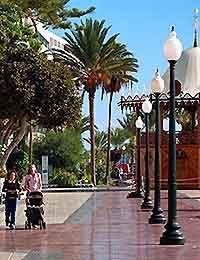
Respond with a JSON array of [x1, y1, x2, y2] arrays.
[[0, 191, 200, 259]]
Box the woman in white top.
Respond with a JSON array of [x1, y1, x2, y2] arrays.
[[25, 164, 42, 193]]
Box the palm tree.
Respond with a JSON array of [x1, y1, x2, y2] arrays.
[[56, 18, 137, 185], [117, 112, 138, 175], [83, 130, 107, 184], [84, 130, 108, 153], [111, 127, 128, 149], [101, 43, 138, 182], [76, 115, 98, 135]]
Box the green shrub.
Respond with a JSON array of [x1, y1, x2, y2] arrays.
[[49, 168, 78, 187]]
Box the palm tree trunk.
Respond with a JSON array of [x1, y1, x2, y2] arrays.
[[106, 91, 113, 184], [89, 91, 96, 186]]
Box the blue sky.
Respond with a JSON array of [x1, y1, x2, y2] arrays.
[[54, 0, 200, 131]]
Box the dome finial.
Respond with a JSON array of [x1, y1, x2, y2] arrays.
[[194, 8, 199, 47]]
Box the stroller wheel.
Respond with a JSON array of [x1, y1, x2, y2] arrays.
[[25, 221, 28, 230], [39, 220, 43, 230], [25, 221, 31, 230], [42, 222, 46, 229]]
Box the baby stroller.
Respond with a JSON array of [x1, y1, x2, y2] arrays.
[[25, 191, 46, 230]]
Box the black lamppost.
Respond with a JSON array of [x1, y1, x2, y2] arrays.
[[122, 145, 126, 164], [134, 116, 144, 198], [160, 27, 185, 245], [149, 69, 166, 224], [141, 98, 153, 209], [127, 116, 144, 198]]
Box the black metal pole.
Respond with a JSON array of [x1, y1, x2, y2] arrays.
[[141, 113, 153, 209], [149, 93, 166, 224], [127, 126, 144, 198], [160, 61, 185, 245], [136, 127, 144, 197]]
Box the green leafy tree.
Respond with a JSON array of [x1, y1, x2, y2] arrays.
[[6, 149, 29, 180], [0, 4, 40, 59], [33, 128, 83, 172], [1, 1, 95, 29], [0, 4, 81, 167], [95, 150, 106, 185], [79, 150, 92, 183]]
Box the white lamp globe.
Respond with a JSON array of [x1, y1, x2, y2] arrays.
[[151, 69, 164, 94], [163, 26, 183, 61], [142, 97, 152, 114], [122, 145, 126, 151], [135, 116, 143, 129]]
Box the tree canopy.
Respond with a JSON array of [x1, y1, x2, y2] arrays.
[[33, 128, 83, 171], [0, 4, 81, 129], [0, 4, 82, 166], [0, 3, 40, 59], [1, 0, 95, 28]]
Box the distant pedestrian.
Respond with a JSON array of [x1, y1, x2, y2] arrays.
[[2, 170, 21, 229]]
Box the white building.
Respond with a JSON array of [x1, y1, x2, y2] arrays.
[[24, 18, 67, 51], [36, 21, 67, 50], [163, 8, 200, 96]]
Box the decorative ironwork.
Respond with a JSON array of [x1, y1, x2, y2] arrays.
[[119, 91, 200, 112]]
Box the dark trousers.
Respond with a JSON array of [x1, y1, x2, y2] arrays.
[[5, 198, 17, 225]]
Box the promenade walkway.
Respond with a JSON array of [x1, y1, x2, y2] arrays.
[[0, 190, 199, 259]]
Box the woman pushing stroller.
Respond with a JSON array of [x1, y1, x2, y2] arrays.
[[25, 164, 42, 194], [2, 170, 21, 230], [24, 164, 46, 229]]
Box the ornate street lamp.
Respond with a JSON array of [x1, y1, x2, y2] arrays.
[[127, 116, 144, 198], [122, 145, 126, 165], [149, 69, 166, 224], [141, 98, 153, 209], [133, 116, 144, 198], [160, 27, 185, 245]]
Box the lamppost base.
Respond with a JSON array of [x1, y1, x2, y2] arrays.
[[141, 197, 153, 209], [127, 190, 144, 198], [149, 207, 166, 224], [160, 222, 185, 245]]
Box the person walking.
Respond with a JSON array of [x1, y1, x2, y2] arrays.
[[25, 164, 42, 193], [2, 170, 21, 229], [24, 164, 43, 229]]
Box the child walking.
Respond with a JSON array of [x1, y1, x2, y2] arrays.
[[2, 170, 21, 229]]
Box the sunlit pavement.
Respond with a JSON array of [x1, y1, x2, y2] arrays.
[[0, 190, 200, 259]]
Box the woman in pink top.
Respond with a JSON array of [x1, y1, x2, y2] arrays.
[[25, 164, 42, 193]]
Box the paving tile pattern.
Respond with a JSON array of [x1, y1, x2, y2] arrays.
[[0, 191, 199, 259]]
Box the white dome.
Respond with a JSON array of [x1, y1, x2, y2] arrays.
[[163, 47, 200, 96]]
